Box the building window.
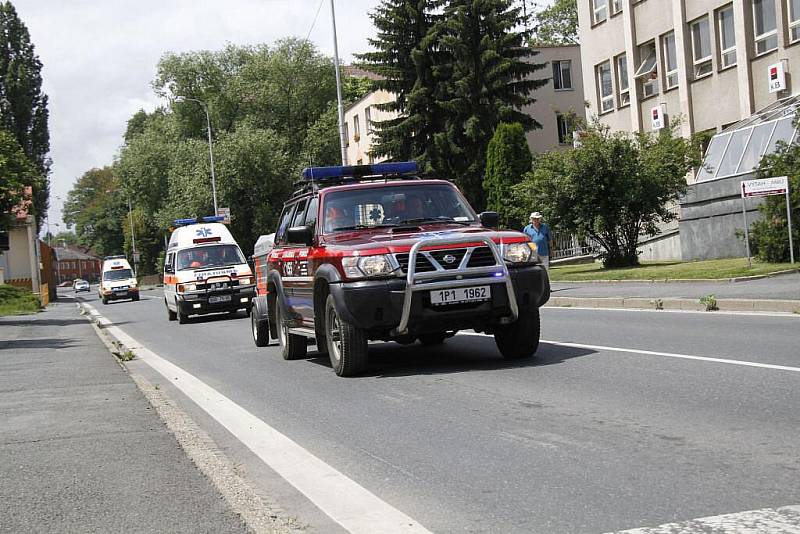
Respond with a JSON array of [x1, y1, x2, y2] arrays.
[[365, 106, 373, 134], [753, 0, 778, 55], [615, 53, 630, 106], [611, 0, 622, 15], [597, 60, 614, 113], [789, 0, 800, 43], [691, 17, 713, 78], [344, 121, 349, 147], [353, 114, 360, 141], [634, 41, 659, 97], [592, 0, 608, 24], [718, 5, 737, 67], [556, 113, 571, 144], [552, 60, 572, 90], [662, 32, 679, 89]]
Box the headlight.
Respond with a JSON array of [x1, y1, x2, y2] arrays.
[[341, 255, 395, 279], [178, 283, 197, 293], [503, 242, 537, 263], [238, 277, 253, 285]]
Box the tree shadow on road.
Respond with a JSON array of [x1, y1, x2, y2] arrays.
[[306, 334, 596, 378], [0, 318, 88, 327], [0, 338, 78, 350]]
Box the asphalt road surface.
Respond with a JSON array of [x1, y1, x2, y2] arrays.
[[71, 288, 800, 533]]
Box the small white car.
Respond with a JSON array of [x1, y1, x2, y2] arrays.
[[73, 279, 90, 293]]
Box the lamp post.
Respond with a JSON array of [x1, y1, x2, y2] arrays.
[[128, 196, 137, 276], [329, 0, 348, 166], [174, 96, 218, 214]]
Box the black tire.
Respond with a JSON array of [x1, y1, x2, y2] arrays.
[[419, 333, 447, 346], [166, 300, 177, 321], [276, 301, 306, 360], [132, 294, 140, 302], [102, 297, 108, 305], [176, 300, 188, 325], [494, 307, 540, 359], [252, 307, 269, 347], [324, 294, 368, 377]]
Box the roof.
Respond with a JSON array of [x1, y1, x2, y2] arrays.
[[343, 65, 385, 81], [54, 247, 100, 261]]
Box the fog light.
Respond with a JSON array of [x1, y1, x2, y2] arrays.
[[193, 303, 201, 309], [240, 297, 248, 303]]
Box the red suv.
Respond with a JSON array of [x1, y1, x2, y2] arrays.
[[250, 162, 550, 376]]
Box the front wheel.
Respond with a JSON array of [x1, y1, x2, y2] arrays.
[[324, 294, 368, 377], [167, 302, 177, 321], [276, 301, 306, 360], [252, 307, 269, 347], [494, 308, 540, 359], [132, 294, 140, 302], [176, 300, 188, 325]]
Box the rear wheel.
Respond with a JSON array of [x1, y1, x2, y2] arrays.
[[324, 294, 368, 377], [276, 301, 306, 360], [252, 307, 269, 347], [494, 308, 540, 359]]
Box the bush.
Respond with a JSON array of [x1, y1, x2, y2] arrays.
[[751, 148, 800, 263], [0, 285, 41, 316]]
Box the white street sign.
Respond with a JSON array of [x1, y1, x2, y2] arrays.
[[741, 176, 789, 197], [651, 104, 666, 130], [768, 62, 787, 94]]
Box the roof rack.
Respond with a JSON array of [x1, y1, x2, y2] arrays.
[[103, 254, 127, 261], [293, 162, 419, 196]]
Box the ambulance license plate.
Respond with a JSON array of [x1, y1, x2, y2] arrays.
[[430, 285, 490, 305], [209, 295, 231, 304]]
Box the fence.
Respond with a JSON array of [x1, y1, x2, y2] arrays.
[[551, 233, 601, 260]]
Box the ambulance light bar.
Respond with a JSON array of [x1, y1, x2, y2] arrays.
[[301, 161, 418, 181], [193, 236, 222, 244], [174, 215, 225, 226]]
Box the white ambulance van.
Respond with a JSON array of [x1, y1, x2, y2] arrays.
[[98, 255, 139, 304], [163, 216, 255, 324]]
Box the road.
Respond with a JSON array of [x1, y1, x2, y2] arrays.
[[71, 288, 800, 533]]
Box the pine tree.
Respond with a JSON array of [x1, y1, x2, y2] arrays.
[[0, 1, 50, 228], [356, 0, 444, 173], [434, 0, 547, 211], [484, 122, 532, 227]]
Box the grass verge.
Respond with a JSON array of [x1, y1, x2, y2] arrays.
[[0, 284, 41, 316], [549, 258, 798, 282]]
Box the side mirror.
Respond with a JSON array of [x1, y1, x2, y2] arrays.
[[286, 225, 313, 246], [247, 255, 255, 271], [164, 264, 174, 274], [479, 211, 499, 229]]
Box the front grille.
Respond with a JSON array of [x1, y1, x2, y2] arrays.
[[395, 246, 498, 273]]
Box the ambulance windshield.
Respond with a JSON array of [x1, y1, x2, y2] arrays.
[[177, 244, 245, 271]]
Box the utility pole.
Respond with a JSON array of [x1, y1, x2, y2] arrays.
[[330, 0, 348, 166], [175, 96, 219, 213], [128, 196, 137, 276]]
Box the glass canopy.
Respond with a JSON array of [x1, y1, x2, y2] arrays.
[[695, 95, 800, 182]]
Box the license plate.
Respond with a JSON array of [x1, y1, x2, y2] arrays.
[[430, 285, 490, 305], [209, 295, 231, 304]]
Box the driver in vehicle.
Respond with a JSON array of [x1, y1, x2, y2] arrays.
[[324, 204, 351, 232]]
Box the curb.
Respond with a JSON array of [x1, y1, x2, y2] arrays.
[[551, 268, 800, 284], [76, 300, 303, 534], [546, 296, 800, 313]]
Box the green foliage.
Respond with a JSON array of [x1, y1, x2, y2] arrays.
[[699, 294, 718, 311], [530, 0, 579, 46], [513, 121, 700, 267], [0, 128, 39, 230], [483, 123, 532, 226], [432, 0, 548, 210], [751, 144, 800, 263], [62, 166, 126, 257], [0, 284, 40, 316], [0, 2, 50, 228]]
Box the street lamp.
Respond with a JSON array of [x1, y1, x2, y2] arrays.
[[329, 0, 347, 165], [174, 96, 219, 215]]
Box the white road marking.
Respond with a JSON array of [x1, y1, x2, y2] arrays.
[[461, 333, 800, 373], [82, 303, 431, 534], [608, 505, 800, 533], [545, 305, 800, 318]]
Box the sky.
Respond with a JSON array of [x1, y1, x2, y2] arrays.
[[12, 0, 380, 234]]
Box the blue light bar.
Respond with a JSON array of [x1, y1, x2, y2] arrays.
[[302, 161, 418, 181], [174, 215, 225, 226]]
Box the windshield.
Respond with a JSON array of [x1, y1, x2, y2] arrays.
[[176, 244, 245, 271], [103, 269, 133, 281], [322, 183, 477, 233]]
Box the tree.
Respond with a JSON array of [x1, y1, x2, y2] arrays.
[[62, 166, 126, 257], [749, 143, 800, 262], [0, 128, 39, 230], [484, 123, 532, 226], [356, 0, 444, 171], [530, 0, 579, 46], [433, 0, 547, 210], [0, 1, 50, 227], [512, 122, 700, 267]]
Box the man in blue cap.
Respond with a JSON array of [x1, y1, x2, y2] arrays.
[[523, 212, 553, 270]]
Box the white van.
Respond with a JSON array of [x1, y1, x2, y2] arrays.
[[163, 217, 255, 324], [99, 255, 139, 304]]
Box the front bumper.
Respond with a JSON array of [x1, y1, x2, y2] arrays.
[[103, 287, 139, 300], [177, 284, 255, 315], [328, 265, 549, 338]]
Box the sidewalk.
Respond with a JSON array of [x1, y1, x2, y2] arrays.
[[0, 301, 248, 533], [548, 272, 800, 313]]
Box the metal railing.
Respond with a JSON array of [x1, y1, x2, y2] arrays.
[[550, 233, 600, 260]]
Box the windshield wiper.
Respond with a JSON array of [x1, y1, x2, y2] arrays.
[[395, 216, 472, 226]]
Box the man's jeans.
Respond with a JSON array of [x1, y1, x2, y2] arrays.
[[537, 254, 550, 270]]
